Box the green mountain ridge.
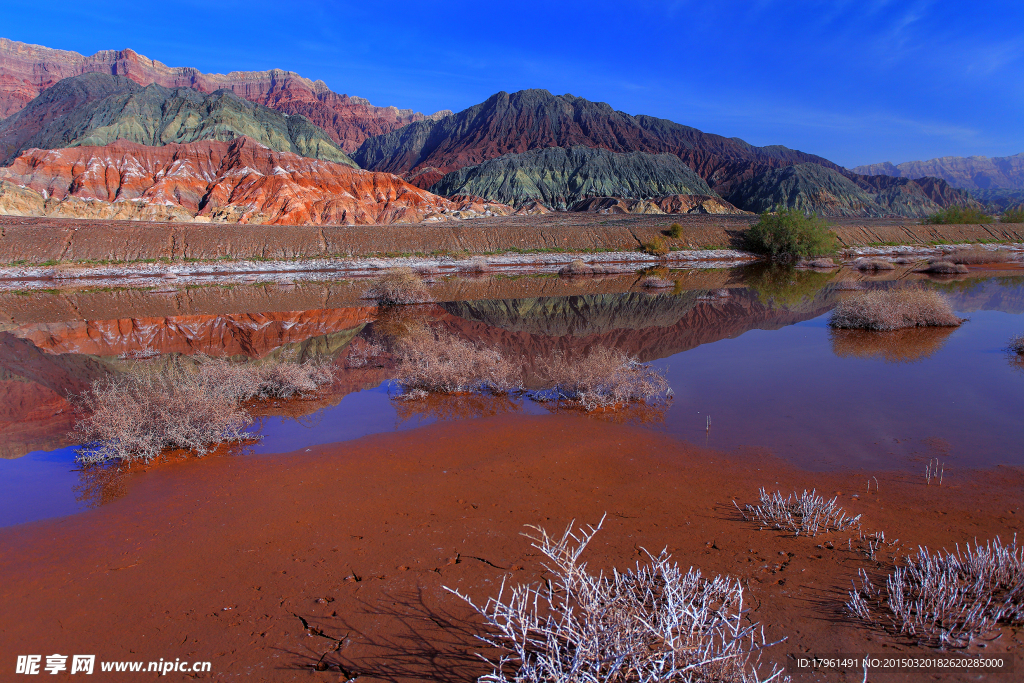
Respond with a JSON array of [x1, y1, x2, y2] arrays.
[[0, 73, 357, 167], [429, 146, 717, 209]]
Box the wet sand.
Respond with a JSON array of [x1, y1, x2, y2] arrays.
[[1, 413, 1021, 681]]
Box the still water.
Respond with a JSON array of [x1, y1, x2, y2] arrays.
[[2, 268, 1021, 526]]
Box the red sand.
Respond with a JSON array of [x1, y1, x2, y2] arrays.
[[1, 413, 1021, 681]]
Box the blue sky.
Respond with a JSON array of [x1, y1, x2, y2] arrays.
[[2, 0, 1021, 168]]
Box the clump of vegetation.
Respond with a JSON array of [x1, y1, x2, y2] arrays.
[[394, 330, 671, 412], [394, 328, 521, 397], [830, 288, 964, 330], [366, 267, 432, 306], [923, 205, 993, 224], [533, 348, 671, 411], [73, 355, 336, 464], [857, 258, 896, 271], [918, 260, 969, 274], [848, 537, 1024, 648], [446, 518, 786, 683], [1001, 207, 1024, 223], [945, 246, 1012, 265], [641, 236, 670, 256], [738, 488, 861, 537], [463, 256, 490, 274], [667, 222, 683, 238], [558, 259, 592, 277], [743, 209, 838, 261]]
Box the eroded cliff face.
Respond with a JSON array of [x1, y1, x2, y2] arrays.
[[0, 38, 444, 150], [0, 138, 514, 225]]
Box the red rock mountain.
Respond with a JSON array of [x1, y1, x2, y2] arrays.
[[0, 38, 449, 151], [351, 89, 845, 192], [0, 137, 512, 225]]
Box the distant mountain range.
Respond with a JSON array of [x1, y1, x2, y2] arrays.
[[852, 153, 1024, 191], [0, 38, 981, 223]]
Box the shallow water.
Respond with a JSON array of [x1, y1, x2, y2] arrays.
[[1, 267, 1021, 527]]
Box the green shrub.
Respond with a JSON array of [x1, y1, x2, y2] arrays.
[[667, 223, 683, 238], [743, 210, 838, 261], [923, 206, 993, 224], [641, 237, 669, 256], [1000, 207, 1024, 224]]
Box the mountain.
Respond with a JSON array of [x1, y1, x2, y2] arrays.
[[0, 37, 447, 151], [0, 137, 514, 225], [351, 89, 842, 191], [851, 153, 1024, 190], [724, 163, 975, 217], [428, 145, 734, 210], [0, 73, 356, 166]]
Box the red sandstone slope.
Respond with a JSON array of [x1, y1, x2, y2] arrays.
[[0, 38, 447, 151], [0, 137, 513, 225]]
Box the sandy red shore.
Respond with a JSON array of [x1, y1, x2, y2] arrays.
[[1, 413, 1021, 681]]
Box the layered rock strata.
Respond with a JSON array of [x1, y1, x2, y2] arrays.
[[0, 137, 514, 225], [0, 73, 355, 166], [0, 38, 445, 150]]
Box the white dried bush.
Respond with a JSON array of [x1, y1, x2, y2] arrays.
[[366, 267, 432, 306], [74, 355, 335, 464], [447, 518, 787, 683], [829, 288, 963, 330], [394, 329, 522, 395], [533, 347, 671, 411], [739, 488, 861, 537], [848, 536, 1024, 648]]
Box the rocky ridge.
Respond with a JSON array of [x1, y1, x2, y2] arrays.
[[725, 164, 975, 218], [852, 153, 1024, 190], [0, 137, 515, 225], [429, 146, 734, 210], [0, 37, 446, 150], [351, 89, 842, 192], [0, 73, 355, 166]]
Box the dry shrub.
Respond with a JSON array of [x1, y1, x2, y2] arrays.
[[533, 347, 670, 411], [830, 326, 956, 363], [946, 247, 1012, 265], [829, 287, 963, 331], [857, 258, 896, 271], [394, 328, 521, 395], [366, 267, 432, 306], [918, 260, 969, 274], [446, 518, 787, 683], [73, 355, 335, 464], [739, 488, 861, 537], [848, 537, 1024, 648], [558, 259, 593, 277], [463, 256, 490, 274], [641, 275, 673, 289]]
